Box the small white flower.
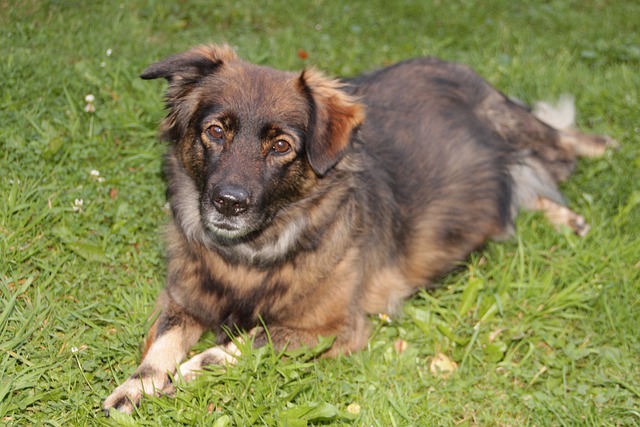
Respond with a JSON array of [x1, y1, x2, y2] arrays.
[[106, 48, 112, 57], [100, 61, 106, 68], [90, 170, 105, 183], [84, 94, 96, 113], [71, 346, 79, 354], [378, 313, 392, 323], [73, 199, 84, 212]]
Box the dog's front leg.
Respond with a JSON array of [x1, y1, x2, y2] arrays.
[[171, 320, 368, 384], [103, 292, 205, 415], [172, 340, 241, 384]]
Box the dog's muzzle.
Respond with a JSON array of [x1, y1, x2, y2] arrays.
[[202, 185, 258, 240]]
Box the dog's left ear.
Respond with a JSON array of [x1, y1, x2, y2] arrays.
[[141, 44, 237, 83], [299, 69, 365, 175]]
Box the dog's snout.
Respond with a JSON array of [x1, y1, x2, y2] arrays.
[[212, 186, 250, 217]]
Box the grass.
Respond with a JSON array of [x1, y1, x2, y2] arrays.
[[1, 0, 639, 425]]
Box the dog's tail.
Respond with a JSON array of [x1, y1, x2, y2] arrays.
[[532, 94, 575, 130]]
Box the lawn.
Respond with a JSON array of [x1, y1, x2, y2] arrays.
[[1, 0, 639, 425]]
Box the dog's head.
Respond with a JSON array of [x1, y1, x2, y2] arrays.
[[142, 45, 364, 243]]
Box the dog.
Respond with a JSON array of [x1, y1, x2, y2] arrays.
[[104, 44, 613, 414]]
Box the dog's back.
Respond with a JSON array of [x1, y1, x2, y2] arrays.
[[347, 57, 610, 312]]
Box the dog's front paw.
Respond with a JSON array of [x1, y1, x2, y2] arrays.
[[175, 342, 240, 384], [103, 368, 169, 415], [103, 381, 141, 415]]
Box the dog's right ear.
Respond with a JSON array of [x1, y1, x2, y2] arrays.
[[141, 44, 237, 83], [142, 45, 237, 143]]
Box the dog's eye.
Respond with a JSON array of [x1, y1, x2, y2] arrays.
[[272, 140, 291, 154], [206, 125, 225, 141]]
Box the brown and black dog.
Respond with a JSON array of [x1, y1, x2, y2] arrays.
[[104, 44, 613, 414]]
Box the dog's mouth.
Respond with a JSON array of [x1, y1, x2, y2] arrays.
[[206, 217, 253, 239], [201, 207, 268, 243], [198, 188, 282, 245]]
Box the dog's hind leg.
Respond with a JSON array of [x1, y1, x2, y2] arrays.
[[532, 95, 618, 160], [479, 91, 615, 236], [480, 92, 616, 183], [517, 96, 615, 235], [534, 196, 590, 236], [508, 156, 591, 236]]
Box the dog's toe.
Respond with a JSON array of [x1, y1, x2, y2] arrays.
[[535, 197, 592, 237], [103, 370, 170, 416], [570, 214, 591, 237], [103, 390, 138, 416]]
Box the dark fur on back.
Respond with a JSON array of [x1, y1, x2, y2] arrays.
[[104, 45, 612, 415]]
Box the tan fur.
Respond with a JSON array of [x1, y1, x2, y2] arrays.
[[534, 196, 590, 236]]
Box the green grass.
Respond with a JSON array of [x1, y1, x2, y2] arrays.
[[1, 0, 639, 425]]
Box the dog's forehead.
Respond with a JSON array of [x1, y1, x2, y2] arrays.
[[201, 62, 308, 125]]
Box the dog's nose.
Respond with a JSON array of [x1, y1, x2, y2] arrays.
[[212, 186, 250, 217]]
